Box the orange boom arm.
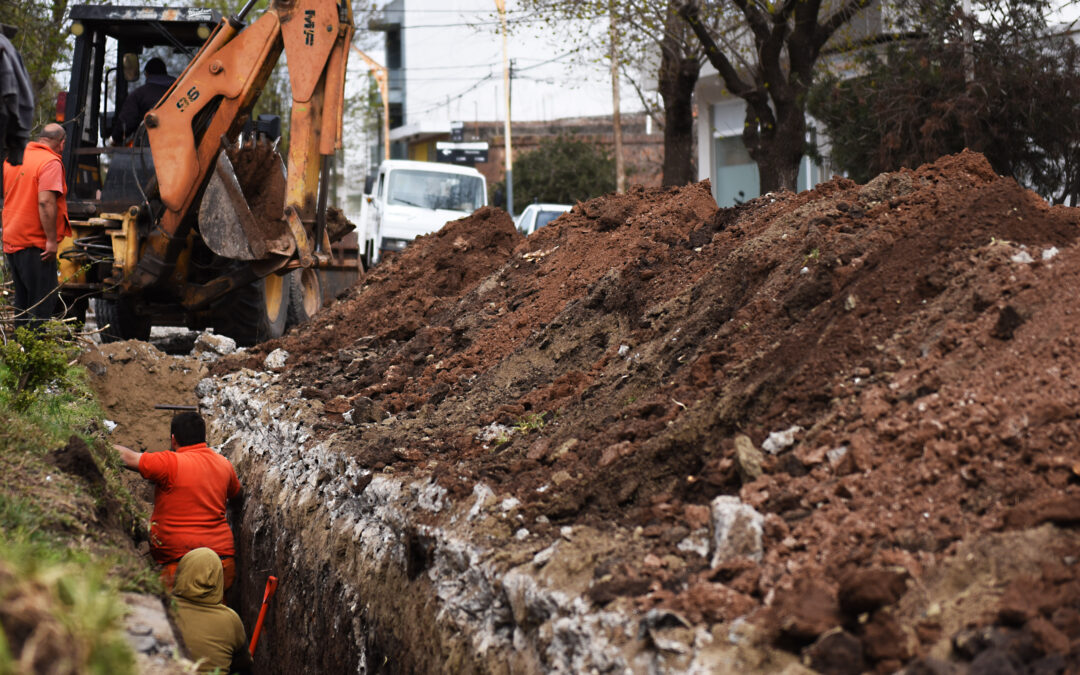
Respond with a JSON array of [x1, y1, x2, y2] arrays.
[[133, 0, 352, 298]]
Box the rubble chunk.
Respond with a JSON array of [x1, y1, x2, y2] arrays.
[[710, 495, 765, 565]]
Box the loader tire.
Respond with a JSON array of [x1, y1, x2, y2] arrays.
[[212, 273, 290, 347], [286, 267, 323, 327], [95, 298, 152, 343]]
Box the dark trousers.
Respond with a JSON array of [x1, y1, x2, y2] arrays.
[[5, 248, 57, 330]]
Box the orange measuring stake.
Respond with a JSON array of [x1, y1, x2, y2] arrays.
[[249, 575, 279, 654]]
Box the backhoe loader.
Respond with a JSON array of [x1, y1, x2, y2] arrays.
[[56, 1, 359, 345]]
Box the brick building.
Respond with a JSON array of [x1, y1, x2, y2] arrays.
[[388, 112, 666, 192]]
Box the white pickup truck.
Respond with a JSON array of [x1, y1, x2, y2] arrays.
[[362, 159, 488, 266]]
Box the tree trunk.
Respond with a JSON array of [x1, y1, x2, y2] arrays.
[[658, 12, 700, 187], [744, 104, 806, 193], [658, 57, 699, 187]]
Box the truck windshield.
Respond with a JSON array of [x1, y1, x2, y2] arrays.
[[387, 170, 484, 212]]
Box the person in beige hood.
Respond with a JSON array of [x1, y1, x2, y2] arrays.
[[172, 547, 253, 674]]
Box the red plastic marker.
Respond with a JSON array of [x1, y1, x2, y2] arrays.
[[249, 575, 279, 653]]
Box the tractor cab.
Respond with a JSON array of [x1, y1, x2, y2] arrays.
[[54, 3, 359, 345], [62, 5, 221, 216]]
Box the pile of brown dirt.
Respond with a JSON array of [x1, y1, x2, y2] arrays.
[[220, 151, 1080, 670], [80, 341, 207, 453]]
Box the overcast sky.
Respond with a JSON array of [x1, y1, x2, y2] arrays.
[[378, 0, 645, 130]]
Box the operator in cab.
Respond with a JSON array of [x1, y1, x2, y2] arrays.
[[111, 57, 175, 145]]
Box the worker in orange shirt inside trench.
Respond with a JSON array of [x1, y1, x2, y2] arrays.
[[115, 411, 243, 591]]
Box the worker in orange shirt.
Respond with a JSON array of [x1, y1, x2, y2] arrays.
[[1, 123, 72, 329], [115, 411, 243, 590]]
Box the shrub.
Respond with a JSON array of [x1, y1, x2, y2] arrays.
[[0, 322, 81, 412]]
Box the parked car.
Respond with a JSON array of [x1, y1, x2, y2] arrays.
[[516, 203, 571, 235]]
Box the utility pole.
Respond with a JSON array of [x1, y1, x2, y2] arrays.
[[610, 1, 625, 193], [961, 0, 974, 84], [349, 44, 390, 160], [496, 0, 514, 216]]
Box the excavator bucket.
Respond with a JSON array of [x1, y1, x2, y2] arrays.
[[199, 143, 294, 261]]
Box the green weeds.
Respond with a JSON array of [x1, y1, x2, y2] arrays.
[[514, 412, 546, 434], [0, 322, 82, 412], [0, 543, 136, 675]]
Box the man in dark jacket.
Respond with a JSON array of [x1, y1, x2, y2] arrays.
[[111, 57, 175, 145], [0, 25, 34, 166]]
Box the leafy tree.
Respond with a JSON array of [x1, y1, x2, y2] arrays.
[[678, 0, 876, 193], [0, 0, 79, 128], [491, 134, 615, 206], [520, 0, 705, 186], [807, 0, 1080, 204]]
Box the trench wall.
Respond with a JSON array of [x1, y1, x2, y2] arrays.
[[200, 371, 644, 674]]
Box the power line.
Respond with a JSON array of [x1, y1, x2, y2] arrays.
[[399, 17, 548, 29], [379, 8, 536, 12], [514, 46, 582, 72], [398, 45, 595, 116], [396, 47, 582, 74], [408, 73, 497, 116], [406, 75, 497, 81]]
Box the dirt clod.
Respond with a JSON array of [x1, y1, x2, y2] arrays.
[[48, 435, 105, 487]]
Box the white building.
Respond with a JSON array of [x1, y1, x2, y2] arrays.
[[371, 0, 642, 161]]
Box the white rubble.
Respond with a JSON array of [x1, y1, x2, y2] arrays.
[[761, 425, 803, 454], [710, 495, 765, 566], [192, 331, 237, 358], [263, 348, 289, 371]]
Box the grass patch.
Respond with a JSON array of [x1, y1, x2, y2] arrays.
[[0, 542, 136, 674], [0, 328, 155, 670]]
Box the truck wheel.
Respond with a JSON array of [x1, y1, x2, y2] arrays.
[[287, 268, 323, 326], [94, 298, 152, 343], [212, 274, 290, 346]]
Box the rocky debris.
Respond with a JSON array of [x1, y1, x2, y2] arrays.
[[1002, 495, 1080, 529], [768, 575, 843, 647], [733, 433, 764, 481], [346, 396, 386, 424], [193, 331, 238, 358], [122, 593, 192, 674], [837, 567, 910, 616], [710, 495, 765, 565], [263, 348, 288, 371], [804, 628, 866, 675], [148, 327, 202, 355], [762, 425, 803, 454]]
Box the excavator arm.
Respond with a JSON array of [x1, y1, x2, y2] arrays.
[[350, 44, 390, 161], [134, 0, 353, 308]]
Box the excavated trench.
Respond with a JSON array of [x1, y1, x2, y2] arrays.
[[203, 373, 720, 674]]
